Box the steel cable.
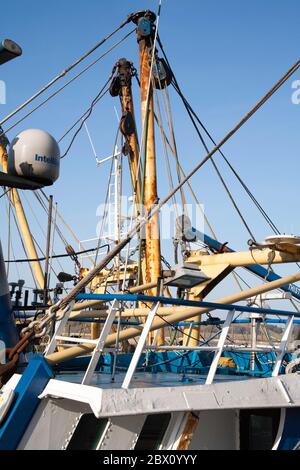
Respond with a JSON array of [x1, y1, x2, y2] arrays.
[[0, 16, 134, 129], [2, 29, 136, 137]]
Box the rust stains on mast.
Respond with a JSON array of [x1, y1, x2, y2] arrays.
[[114, 58, 142, 203], [139, 41, 161, 286], [132, 11, 164, 344]]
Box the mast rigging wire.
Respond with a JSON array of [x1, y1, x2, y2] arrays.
[[94, 127, 120, 264], [60, 56, 300, 305], [21, 190, 65, 274], [157, 36, 281, 236], [152, 85, 178, 212], [136, 67, 257, 292], [33, 191, 69, 248], [0, 188, 11, 199], [4, 245, 109, 263], [60, 73, 115, 159], [58, 88, 108, 143], [130, 3, 163, 285], [136, 59, 249, 291], [39, 189, 94, 265], [176, 94, 256, 239], [172, 79, 280, 236], [2, 29, 136, 137], [48, 202, 58, 289], [0, 16, 134, 129], [148, 57, 300, 241]]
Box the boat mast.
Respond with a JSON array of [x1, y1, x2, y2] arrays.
[[0, 39, 29, 347], [0, 142, 45, 290], [132, 11, 164, 344], [113, 58, 142, 204]]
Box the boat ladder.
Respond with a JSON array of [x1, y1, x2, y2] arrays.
[[45, 299, 120, 385]]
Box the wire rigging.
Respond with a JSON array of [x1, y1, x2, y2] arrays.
[[94, 127, 120, 265], [0, 16, 134, 130], [60, 73, 115, 159], [0, 188, 11, 199], [33, 191, 69, 248], [143, 58, 247, 291], [39, 189, 94, 265], [3, 29, 136, 137], [157, 35, 281, 237]]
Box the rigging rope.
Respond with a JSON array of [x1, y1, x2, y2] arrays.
[[147, 63, 246, 291], [50, 49, 300, 311], [152, 84, 178, 212], [4, 246, 109, 263], [60, 72, 115, 159], [39, 189, 94, 265], [0, 188, 11, 199], [147, 56, 300, 246], [94, 127, 120, 264], [164, 86, 187, 207], [33, 191, 69, 248], [121, 195, 136, 292], [20, 191, 65, 275], [157, 35, 281, 236], [25, 14, 300, 328], [159, 60, 257, 240], [3, 29, 136, 137], [0, 16, 134, 129], [172, 80, 281, 236], [48, 202, 58, 289]]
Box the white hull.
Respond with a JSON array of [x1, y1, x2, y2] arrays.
[[4, 371, 299, 450]]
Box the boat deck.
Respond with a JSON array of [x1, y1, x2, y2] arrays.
[[55, 370, 251, 389]]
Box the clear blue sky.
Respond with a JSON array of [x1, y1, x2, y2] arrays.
[[1, 0, 300, 298]]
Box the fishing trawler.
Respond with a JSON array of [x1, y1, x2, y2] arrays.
[[1, 6, 300, 451]]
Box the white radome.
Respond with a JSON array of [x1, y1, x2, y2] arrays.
[[8, 128, 60, 185]]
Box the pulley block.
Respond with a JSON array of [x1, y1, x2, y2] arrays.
[[120, 112, 135, 136], [153, 58, 173, 89], [109, 76, 121, 97]]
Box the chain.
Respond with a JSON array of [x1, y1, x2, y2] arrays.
[[90, 266, 115, 293], [161, 255, 172, 270], [20, 301, 75, 339]]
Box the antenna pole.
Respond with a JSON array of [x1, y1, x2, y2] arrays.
[[43, 195, 53, 303]]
